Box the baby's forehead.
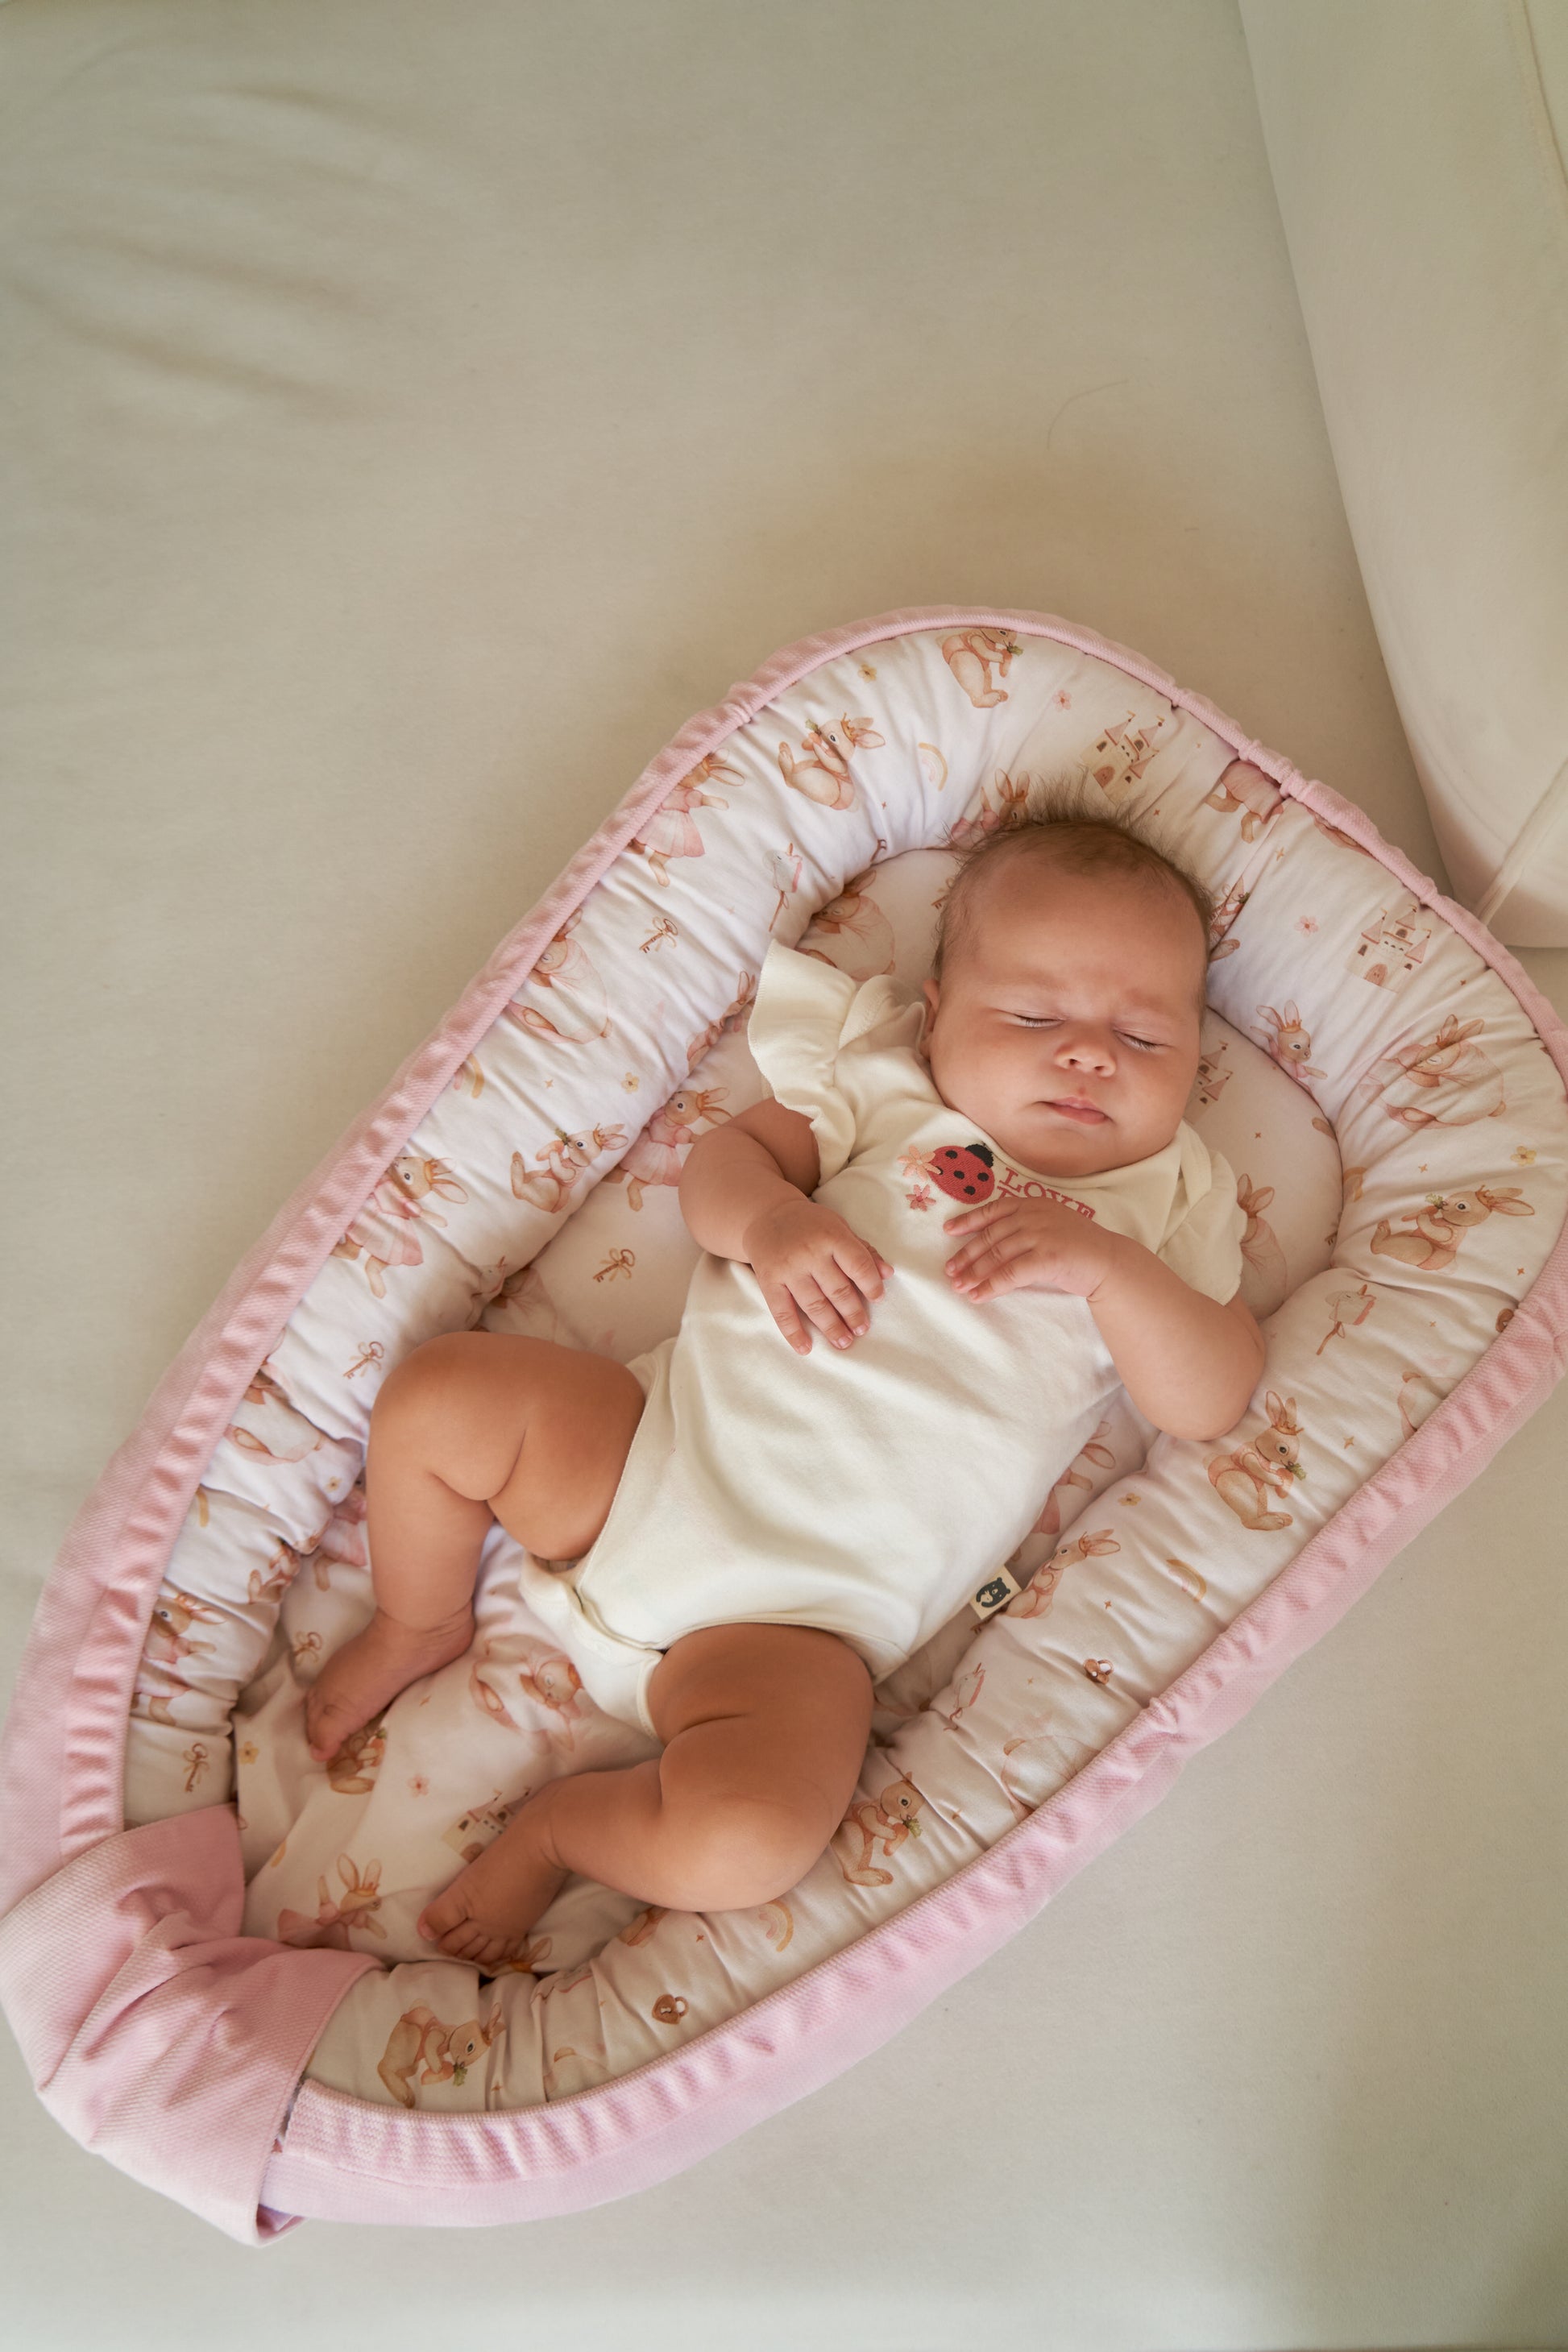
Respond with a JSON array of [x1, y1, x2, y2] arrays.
[[957, 862, 1207, 1001]]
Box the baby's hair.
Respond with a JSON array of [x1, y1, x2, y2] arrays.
[[930, 786, 1214, 998]]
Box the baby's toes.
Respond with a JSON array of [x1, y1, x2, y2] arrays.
[[417, 1888, 466, 1946], [438, 1919, 508, 1970], [417, 1892, 516, 1973], [305, 1685, 358, 1762], [437, 1921, 488, 1962]]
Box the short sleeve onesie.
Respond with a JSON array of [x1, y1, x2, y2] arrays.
[[516, 941, 1246, 1736]]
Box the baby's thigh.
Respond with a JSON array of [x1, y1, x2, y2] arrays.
[[649, 1624, 874, 1870], [387, 1332, 644, 1561]]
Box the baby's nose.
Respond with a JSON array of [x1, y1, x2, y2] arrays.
[[1057, 1030, 1115, 1071]]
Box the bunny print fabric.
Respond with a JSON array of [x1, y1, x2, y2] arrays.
[[516, 940, 1247, 1735]]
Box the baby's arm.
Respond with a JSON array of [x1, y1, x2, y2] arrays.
[[943, 1198, 1263, 1441], [1076, 1245, 1263, 1441], [679, 1101, 893, 1354]]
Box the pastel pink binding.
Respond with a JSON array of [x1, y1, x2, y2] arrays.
[[2, 608, 1565, 2241]]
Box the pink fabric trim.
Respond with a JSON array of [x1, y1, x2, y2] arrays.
[[3, 605, 1565, 2235], [0, 1807, 375, 2243]]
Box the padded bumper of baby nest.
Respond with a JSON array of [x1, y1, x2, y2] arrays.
[[2, 607, 1567, 2244]]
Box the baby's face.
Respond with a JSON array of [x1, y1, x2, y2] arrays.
[[919, 862, 1205, 1178]]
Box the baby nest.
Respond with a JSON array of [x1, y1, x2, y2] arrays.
[[2, 604, 1566, 2242]]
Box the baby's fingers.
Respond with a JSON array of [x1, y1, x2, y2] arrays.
[[832, 1238, 892, 1309], [946, 1226, 1019, 1280], [803, 1267, 869, 1348], [944, 1200, 1004, 1234], [761, 1280, 813, 1354], [948, 1232, 1036, 1296]]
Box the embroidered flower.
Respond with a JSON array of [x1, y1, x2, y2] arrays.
[[906, 1184, 934, 1212], [1296, 915, 1318, 934], [409, 1774, 430, 1798]]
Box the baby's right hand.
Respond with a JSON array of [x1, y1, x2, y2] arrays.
[[742, 1199, 893, 1354]]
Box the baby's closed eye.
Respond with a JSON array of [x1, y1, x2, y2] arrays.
[[1012, 1014, 1164, 1051]]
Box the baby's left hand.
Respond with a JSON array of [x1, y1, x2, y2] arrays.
[[944, 1197, 1119, 1303]]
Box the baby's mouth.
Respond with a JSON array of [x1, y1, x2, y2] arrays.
[[1043, 1097, 1109, 1125]]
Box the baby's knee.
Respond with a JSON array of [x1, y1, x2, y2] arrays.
[[669, 1791, 832, 1911], [374, 1332, 479, 1418]]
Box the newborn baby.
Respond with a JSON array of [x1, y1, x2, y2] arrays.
[[305, 814, 1264, 1969]]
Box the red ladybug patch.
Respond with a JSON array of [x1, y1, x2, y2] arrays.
[[930, 1142, 995, 1202]]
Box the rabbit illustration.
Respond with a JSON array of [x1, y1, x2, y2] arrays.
[[467, 1637, 522, 1732], [133, 1600, 211, 1725], [1371, 1185, 1533, 1272], [1204, 760, 1281, 840], [507, 906, 612, 1043], [1236, 1173, 1288, 1300], [776, 716, 884, 810], [1361, 1015, 1507, 1129], [1031, 1420, 1116, 1541], [131, 1661, 189, 1728], [631, 752, 741, 881], [377, 2003, 505, 2109], [144, 1588, 224, 1682], [1012, 1528, 1121, 1620], [1207, 1392, 1306, 1532], [228, 1365, 325, 1464], [936, 1662, 987, 1730], [832, 1775, 926, 1888], [326, 1716, 387, 1794], [606, 1085, 729, 1210], [518, 1648, 590, 1746], [946, 768, 1032, 849], [332, 1155, 469, 1300], [277, 1855, 387, 1950], [303, 1485, 368, 1595], [1206, 877, 1251, 963], [799, 869, 896, 980], [246, 1543, 301, 1607], [1255, 1002, 1325, 1084], [687, 971, 757, 1065], [940, 625, 1019, 707], [764, 841, 805, 931], [510, 1123, 628, 1215], [1317, 1281, 1376, 1355]]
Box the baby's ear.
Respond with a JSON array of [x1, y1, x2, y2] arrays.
[[919, 977, 940, 1052]]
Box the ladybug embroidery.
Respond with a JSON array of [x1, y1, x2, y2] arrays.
[[930, 1142, 995, 1202]]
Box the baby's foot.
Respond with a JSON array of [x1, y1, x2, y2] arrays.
[[417, 1809, 569, 1972], [305, 1603, 475, 1763]]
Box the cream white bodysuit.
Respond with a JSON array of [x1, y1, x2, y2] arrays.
[[516, 940, 1246, 1736]]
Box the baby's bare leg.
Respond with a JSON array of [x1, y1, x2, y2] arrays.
[[305, 1333, 644, 1761], [417, 1624, 874, 1968]]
